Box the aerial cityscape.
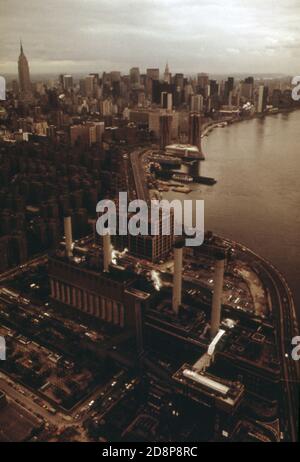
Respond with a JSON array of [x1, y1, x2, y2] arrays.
[[0, 0, 300, 445]]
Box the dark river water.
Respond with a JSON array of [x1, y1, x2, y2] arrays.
[[166, 111, 300, 318]]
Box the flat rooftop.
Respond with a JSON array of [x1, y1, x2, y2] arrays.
[[172, 363, 244, 411], [0, 399, 41, 442], [51, 246, 136, 285]]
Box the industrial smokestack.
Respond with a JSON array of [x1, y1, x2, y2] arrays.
[[172, 240, 184, 314], [211, 256, 225, 339], [64, 216, 73, 258], [103, 233, 112, 272]]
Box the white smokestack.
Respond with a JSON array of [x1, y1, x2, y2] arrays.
[[172, 241, 184, 314], [64, 216, 73, 258], [211, 257, 225, 339], [103, 233, 112, 272]]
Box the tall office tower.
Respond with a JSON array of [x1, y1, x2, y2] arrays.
[[240, 76, 254, 101], [84, 75, 95, 96], [163, 62, 171, 84], [197, 73, 209, 90], [146, 68, 159, 98], [159, 114, 172, 149], [18, 42, 32, 99], [166, 93, 173, 112], [161, 92, 173, 111], [224, 77, 234, 104], [184, 83, 194, 104], [147, 68, 160, 81], [89, 72, 99, 84], [174, 73, 184, 90], [151, 80, 161, 104], [130, 67, 140, 86], [59, 74, 64, 87], [128, 212, 174, 262], [189, 112, 204, 157], [245, 76, 254, 85], [209, 79, 219, 96], [140, 73, 147, 87], [94, 121, 105, 145], [79, 78, 86, 95], [70, 123, 97, 147], [150, 109, 178, 140], [190, 94, 204, 113], [228, 86, 240, 107], [146, 68, 158, 80], [174, 86, 182, 108], [257, 85, 268, 113], [219, 79, 225, 98], [110, 71, 121, 82], [161, 91, 168, 108], [62, 75, 73, 91]]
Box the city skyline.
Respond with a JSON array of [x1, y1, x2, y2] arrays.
[[1, 0, 300, 75], [0, 0, 299, 445]]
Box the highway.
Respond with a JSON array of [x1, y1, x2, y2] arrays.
[[255, 262, 299, 442], [130, 149, 151, 203], [221, 236, 300, 442]]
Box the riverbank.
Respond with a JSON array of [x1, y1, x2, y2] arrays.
[[197, 109, 300, 319], [201, 106, 300, 139]]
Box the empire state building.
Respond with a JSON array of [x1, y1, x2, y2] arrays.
[[18, 42, 32, 98]]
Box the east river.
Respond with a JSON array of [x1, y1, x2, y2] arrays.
[[165, 110, 300, 318]]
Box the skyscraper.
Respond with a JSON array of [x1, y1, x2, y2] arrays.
[[257, 85, 268, 113], [159, 114, 172, 149], [240, 76, 254, 101], [146, 68, 159, 98], [190, 94, 204, 113], [163, 62, 171, 84], [18, 42, 32, 99], [130, 67, 140, 86], [62, 74, 73, 91], [197, 73, 209, 94], [161, 92, 173, 111], [189, 112, 205, 159], [224, 77, 234, 104]]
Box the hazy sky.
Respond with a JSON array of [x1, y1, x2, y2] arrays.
[[1, 0, 300, 75]]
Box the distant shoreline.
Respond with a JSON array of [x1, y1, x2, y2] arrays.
[[202, 106, 300, 138]]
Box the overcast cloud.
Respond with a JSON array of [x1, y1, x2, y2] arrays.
[[0, 0, 300, 75]]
